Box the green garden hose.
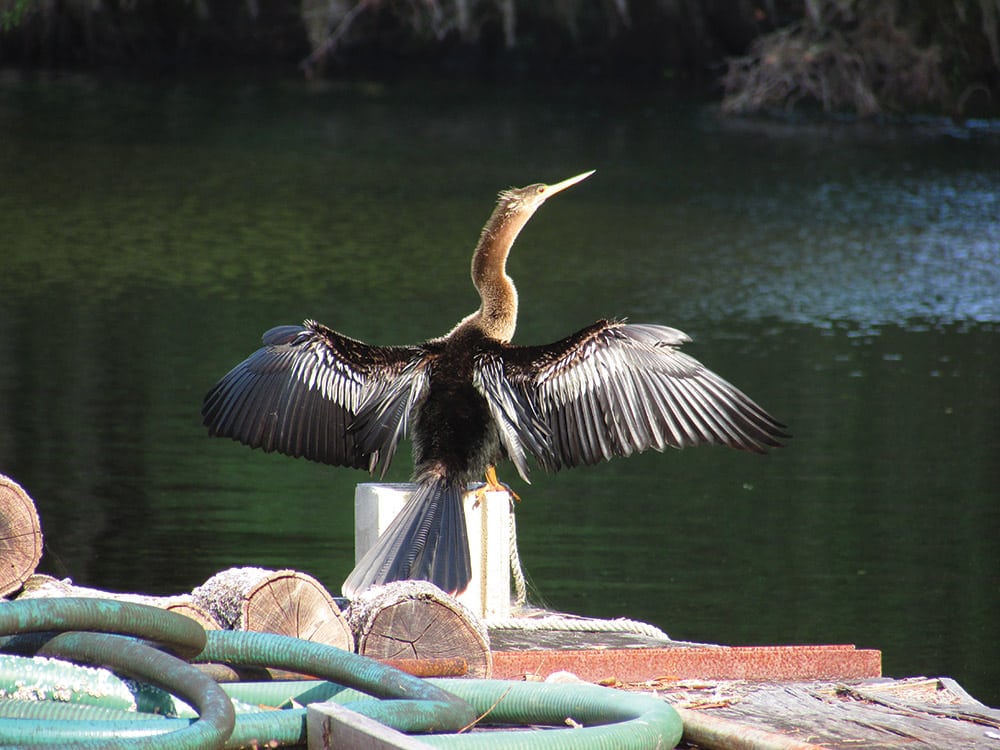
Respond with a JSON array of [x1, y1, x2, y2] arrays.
[[198, 629, 477, 733], [0, 598, 206, 658], [0, 712, 303, 748], [0, 677, 684, 749], [0, 699, 167, 722], [217, 678, 683, 749], [0, 653, 138, 711], [0, 631, 235, 750], [0, 599, 479, 747], [0, 597, 683, 750], [422, 679, 684, 749], [325, 679, 684, 749], [0, 599, 232, 749]]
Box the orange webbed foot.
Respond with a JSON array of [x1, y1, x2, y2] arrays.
[[468, 466, 522, 508]]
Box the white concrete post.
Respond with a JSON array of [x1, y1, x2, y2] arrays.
[[352, 483, 512, 620]]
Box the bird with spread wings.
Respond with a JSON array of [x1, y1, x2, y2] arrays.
[[202, 171, 788, 598]]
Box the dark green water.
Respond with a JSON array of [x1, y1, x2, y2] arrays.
[[1, 73, 998, 705]]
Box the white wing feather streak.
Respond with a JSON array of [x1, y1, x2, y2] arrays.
[[494, 322, 786, 471], [472, 355, 550, 482]]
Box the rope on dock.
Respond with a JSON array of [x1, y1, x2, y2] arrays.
[[504, 502, 670, 641], [486, 612, 671, 640], [508, 502, 529, 607]]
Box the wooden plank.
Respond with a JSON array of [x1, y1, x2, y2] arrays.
[[492, 644, 881, 683], [665, 677, 1000, 749], [307, 703, 433, 750], [677, 707, 829, 750]]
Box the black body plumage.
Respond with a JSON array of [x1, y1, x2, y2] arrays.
[[201, 172, 788, 598]]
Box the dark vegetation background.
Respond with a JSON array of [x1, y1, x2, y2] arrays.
[[2, 0, 999, 118]]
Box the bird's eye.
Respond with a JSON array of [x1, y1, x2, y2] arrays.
[[536, 186, 546, 195]]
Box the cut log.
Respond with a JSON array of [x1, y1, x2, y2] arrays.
[[0, 474, 43, 597], [348, 581, 492, 678], [191, 567, 353, 651], [15, 574, 222, 630]]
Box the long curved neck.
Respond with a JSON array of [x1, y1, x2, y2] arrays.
[[467, 200, 534, 343]]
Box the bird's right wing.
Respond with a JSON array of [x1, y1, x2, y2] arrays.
[[201, 320, 429, 477]]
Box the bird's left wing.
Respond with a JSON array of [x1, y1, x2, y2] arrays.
[[477, 320, 787, 475], [202, 319, 429, 477]]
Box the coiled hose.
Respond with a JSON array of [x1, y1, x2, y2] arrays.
[[0, 599, 231, 750], [197, 629, 476, 734], [0, 597, 206, 658], [0, 597, 683, 749]]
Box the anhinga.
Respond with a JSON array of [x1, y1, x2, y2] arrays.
[[202, 171, 788, 598]]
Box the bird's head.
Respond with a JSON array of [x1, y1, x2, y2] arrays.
[[497, 170, 595, 216]]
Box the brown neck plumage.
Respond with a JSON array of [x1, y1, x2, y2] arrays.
[[465, 197, 537, 342]]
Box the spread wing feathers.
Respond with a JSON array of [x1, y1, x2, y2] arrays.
[[482, 320, 788, 473], [350, 356, 431, 477], [473, 354, 550, 484], [201, 319, 428, 477]]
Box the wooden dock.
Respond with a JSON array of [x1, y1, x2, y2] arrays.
[[486, 624, 1000, 749], [7, 477, 998, 748], [664, 677, 1000, 749]]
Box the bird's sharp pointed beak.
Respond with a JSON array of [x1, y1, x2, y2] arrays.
[[545, 170, 595, 197]]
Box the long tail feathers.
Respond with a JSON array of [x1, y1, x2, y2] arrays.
[[341, 477, 472, 599]]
